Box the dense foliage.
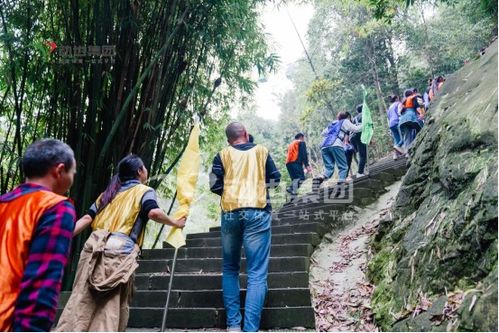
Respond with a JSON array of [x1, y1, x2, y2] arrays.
[[0, 0, 276, 288], [274, 0, 496, 173], [0, 0, 496, 291]]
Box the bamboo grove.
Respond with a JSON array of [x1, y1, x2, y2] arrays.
[[0, 0, 277, 289]]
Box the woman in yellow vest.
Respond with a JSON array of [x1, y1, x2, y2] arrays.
[[57, 154, 185, 332]]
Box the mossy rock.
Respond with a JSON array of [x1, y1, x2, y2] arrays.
[[369, 40, 498, 331]]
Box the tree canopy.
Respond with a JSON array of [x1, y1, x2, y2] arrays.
[[0, 0, 277, 289]]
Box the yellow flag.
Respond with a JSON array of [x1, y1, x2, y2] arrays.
[[165, 123, 201, 248]]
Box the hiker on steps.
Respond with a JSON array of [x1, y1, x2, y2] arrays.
[[386, 95, 405, 160], [349, 104, 369, 178], [285, 132, 312, 200], [412, 88, 426, 127], [314, 112, 362, 187], [423, 78, 433, 109], [398, 89, 423, 154], [56, 155, 186, 332], [343, 112, 358, 180], [0, 139, 77, 332], [210, 122, 281, 332], [428, 76, 445, 101]]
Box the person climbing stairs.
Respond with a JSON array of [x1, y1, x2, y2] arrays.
[[55, 156, 408, 330]]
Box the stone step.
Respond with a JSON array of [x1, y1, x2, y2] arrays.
[[56, 157, 408, 331], [127, 306, 316, 329], [142, 243, 313, 260], [192, 222, 327, 239], [129, 288, 312, 308], [279, 182, 386, 212], [167, 232, 320, 248], [275, 180, 394, 217], [279, 157, 407, 210], [58, 288, 312, 309], [136, 256, 310, 274], [283, 177, 384, 209], [134, 271, 310, 291], [273, 204, 347, 224]]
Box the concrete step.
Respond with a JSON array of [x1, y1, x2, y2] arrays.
[[167, 232, 320, 248], [134, 271, 310, 291], [142, 243, 313, 260], [193, 222, 327, 239], [128, 288, 311, 308], [136, 256, 310, 274], [127, 306, 316, 329]]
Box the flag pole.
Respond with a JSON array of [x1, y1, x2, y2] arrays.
[[160, 115, 202, 331], [161, 247, 179, 331]]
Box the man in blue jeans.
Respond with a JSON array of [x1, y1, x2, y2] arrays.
[[386, 95, 405, 159], [314, 112, 362, 186], [210, 122, 281, 332]]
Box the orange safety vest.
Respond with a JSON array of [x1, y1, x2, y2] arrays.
[[286, 140, 301, 164], [403, 95, 416, 109], [0, 190, 66, 331]]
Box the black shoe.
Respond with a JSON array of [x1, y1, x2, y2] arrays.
[[312, 176, 325, 192], [332, 181, 349, 198], [313, 176, 325, 185]]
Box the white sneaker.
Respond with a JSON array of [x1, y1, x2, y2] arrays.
[[394, 145, 405, 154], [356, 173, 367, 178]]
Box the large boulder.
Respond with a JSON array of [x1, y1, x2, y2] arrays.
[[368, 39, 498, 331]]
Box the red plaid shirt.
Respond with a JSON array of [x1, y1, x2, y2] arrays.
[[0, 184, 76, 331]]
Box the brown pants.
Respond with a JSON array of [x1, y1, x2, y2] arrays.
[[56, 230, 139, 332]]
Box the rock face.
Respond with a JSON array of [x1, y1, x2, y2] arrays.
[[368, 39, 498, 331]]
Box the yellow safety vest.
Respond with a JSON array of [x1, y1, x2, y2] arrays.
[[92, 184, 151, 246], [219, 145, 268, 212]]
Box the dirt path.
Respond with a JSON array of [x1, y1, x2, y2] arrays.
[[309, 181, 402, 331]]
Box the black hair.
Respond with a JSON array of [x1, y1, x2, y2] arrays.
[[356, 104, 363, 113], [389, 95, 399, 103], [294, 132, 305, 140], [248, 134, 254, 143], [345, 111, 352, 119], [22, 139, 74, 178], [337, 112, 349, 120], [404, 89, 413, 97], [99, 154, 145, 209]]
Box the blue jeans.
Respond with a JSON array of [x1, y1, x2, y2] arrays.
[[321, 146, 348, 181], [222, 209, 271, 332], [389, 125, 403, 147], [399, 122, 422, 151]]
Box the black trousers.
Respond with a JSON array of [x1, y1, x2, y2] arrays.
[[286, 162, 305, 194], [350, 135, 367, 174], [345, 149, 355, 176]]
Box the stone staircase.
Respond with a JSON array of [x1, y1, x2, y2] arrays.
[[57, 156, 408, 330]]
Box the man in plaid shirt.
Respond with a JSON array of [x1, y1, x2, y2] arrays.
[[0, 139, 76, 331]]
